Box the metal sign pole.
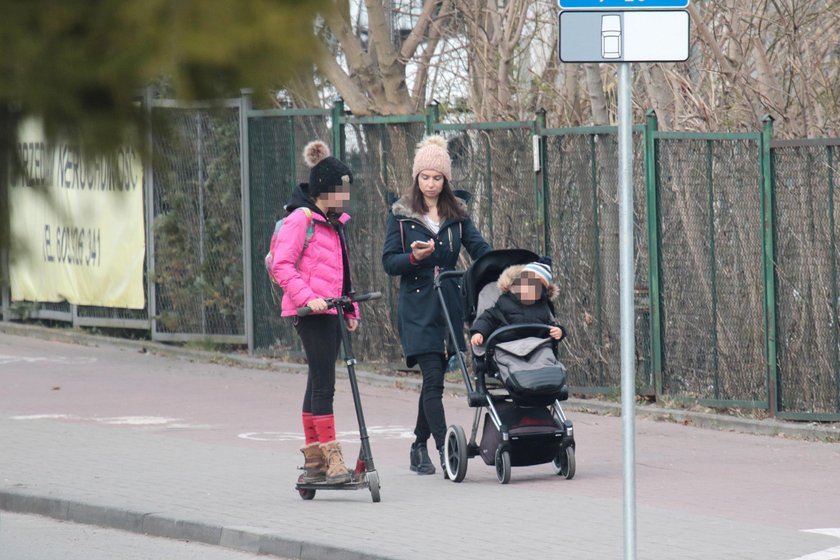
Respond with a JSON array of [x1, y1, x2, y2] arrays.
[[558, 3, 686, 556], [618, 62, 637, 560]]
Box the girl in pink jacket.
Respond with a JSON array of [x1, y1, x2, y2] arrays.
[[270, 140, 359, 485]]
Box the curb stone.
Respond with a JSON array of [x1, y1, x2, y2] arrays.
[[0, 489, 393, 560]]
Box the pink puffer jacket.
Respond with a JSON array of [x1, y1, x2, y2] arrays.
[[270, 208, 359, 319]]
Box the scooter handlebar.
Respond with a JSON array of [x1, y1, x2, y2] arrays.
[[353, 291, 382, 303], [296, 292, 382, 316]]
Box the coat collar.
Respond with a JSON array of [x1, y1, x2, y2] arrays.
[[390, 194, 468, 227], [311, 211, 351, 225]]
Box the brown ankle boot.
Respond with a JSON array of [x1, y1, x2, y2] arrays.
[[299, 443, 326, 483], [320, 440, 351, 484]]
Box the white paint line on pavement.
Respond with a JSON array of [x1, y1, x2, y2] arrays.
[[238, 425, 415, 442], [804, 530, 840, 540], [0, 354, 97, 365], [98, 416, 182, 426], [789, 529, 840, 560], [10, 414, 213, 430], [786, 546, 840, 560], [10, 414, 77, 420], [340, 426, 415, 440], [239, 432, 305, 442]]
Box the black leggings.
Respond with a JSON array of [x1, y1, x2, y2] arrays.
[[413, 353, 447, 451], [295, 314, 342, 416]]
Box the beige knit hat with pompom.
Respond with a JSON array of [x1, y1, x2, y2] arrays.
[[412, 135, 451, 181]]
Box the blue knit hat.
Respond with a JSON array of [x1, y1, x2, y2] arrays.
[[523, 261, 552, 287]]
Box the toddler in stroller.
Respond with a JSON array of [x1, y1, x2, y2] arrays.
[[436, 249, 576, 484], [470, 260, 564, 347]]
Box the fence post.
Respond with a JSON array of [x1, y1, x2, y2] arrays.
[[644, 109, 664, 397], [1, 246, 9, 322], [0, 129, 7, 321], [828, 145, 840, 413], [240, 88, 254, 352], [425, 102, 439, 135], [143, 86, 158, 341], [760, 114, 779, 416], [331, 98, 345, 159], [536, 109, 551, 256]]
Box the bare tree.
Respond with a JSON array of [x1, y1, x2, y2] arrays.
[[291, 0, 840, 136]]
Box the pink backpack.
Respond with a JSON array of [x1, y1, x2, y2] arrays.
[[265, 207, 314, 303]]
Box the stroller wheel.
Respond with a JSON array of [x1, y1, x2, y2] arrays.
[[494, 448, 511, 484], [553, 446, 576, 479], [298, 488, 316, 500], [444, 425, 468, 482]]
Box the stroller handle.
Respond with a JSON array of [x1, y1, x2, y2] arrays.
[[296, 291, 382, 316], [434, 269, 464, 289], [483, 323, 566, 352]]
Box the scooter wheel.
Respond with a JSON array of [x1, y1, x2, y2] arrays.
[[367, 471, 381, 503], [298, 488, 316, 500]]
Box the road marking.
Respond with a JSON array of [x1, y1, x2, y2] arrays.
[[238, 425, 415, 442], [9, 414, 209, 430], [0, 354, 97, 365], [239, 432, 304, 442], [98, 416, 182, 426], [11, 414, 75, 420], [790, 529, 840, 560]]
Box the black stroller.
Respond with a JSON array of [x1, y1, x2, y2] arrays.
[[435, 249, 576, 484]]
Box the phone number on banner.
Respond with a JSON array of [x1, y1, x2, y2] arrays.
[[43, 224, 101, 267]]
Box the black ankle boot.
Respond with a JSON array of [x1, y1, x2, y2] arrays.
[[411, 443, 435, 475], [409, 442, 419, 472]]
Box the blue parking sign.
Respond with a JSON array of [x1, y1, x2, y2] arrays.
[[559, 0, 689, 8]]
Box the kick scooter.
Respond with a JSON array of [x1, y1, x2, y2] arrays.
[[294, 291, 382, 503]]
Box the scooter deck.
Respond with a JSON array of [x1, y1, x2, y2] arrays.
[[296, 468, 372, 491], [296, 479, 370, 491]]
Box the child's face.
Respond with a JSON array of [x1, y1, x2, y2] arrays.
[[513, 272, 543, 305], [320, 182, 351, 212]]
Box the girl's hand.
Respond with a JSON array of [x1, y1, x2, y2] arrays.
[[410, 239, 435, 261], [549, 326, 563, 340], [470, 333, 484, 346], [346, 318, 359, 332], [307, 298, 328, 312]]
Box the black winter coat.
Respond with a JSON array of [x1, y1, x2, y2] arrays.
[[470, 293, 558, 342], [382, 193, 491, 367]]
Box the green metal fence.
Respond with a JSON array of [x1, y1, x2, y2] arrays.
[[648, 129, 767, 408], [771, 137, 840, 420], [341, 110, 428, 362], [543, 126, 650, 394], [247, 107, 331, 354], [3, 95, 839, 421]]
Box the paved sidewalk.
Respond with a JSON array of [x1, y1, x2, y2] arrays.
[[1, 325, 840, 560]]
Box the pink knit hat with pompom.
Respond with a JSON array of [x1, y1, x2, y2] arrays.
[[412, 136, 451, 181]]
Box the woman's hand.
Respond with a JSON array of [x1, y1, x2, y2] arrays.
[[410, 239, 435, 261], [346, 318, 359, 332], [306, 298, 328, 312], [549, 326, 564, 340], [470, 333, 484, 346]]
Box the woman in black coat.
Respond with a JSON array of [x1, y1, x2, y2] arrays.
[[382, 136, 491, 477]]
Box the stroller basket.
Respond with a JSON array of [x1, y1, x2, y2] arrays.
[[494, 336, 568, 406]]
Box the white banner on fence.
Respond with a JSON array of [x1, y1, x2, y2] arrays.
[[9, 118, 145, 309]]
